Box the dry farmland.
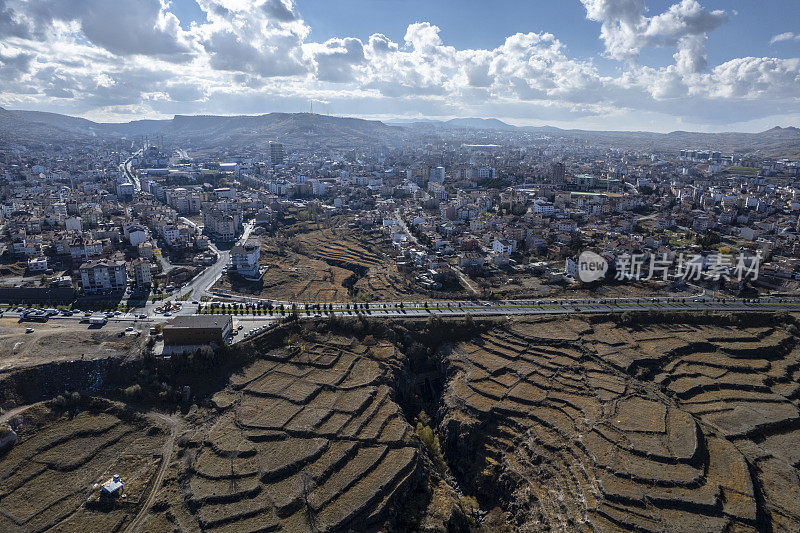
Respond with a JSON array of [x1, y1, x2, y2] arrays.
[[2, 313, 800, 532], [0, 400, 169, 532], [217, 223, 436, 302], [441, 315, 800, 531], [134, 333, 423, 532]]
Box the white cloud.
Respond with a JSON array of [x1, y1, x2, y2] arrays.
[[5, 0, 194, 60], [0, 0, 796, 132], [306, 37, 365, 83], [580, 0, 727, 73], [194, 0, 311, 77], [770, 32, 800, 45]]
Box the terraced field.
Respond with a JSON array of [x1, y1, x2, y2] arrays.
[[0, 400, 168, 532], [441, 316, 800, 531], [140, 335, 421, 532], [219, 225, 426, 302], [297, 228, 422, 301], [4, 314, 799, 532], [259, 253, 353, 302]]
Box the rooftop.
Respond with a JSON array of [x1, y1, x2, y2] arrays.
[[165, 315, 232, 330]]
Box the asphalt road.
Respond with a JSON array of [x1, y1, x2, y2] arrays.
[[256, 296, 800, 320], [5, 296, 800, 348]]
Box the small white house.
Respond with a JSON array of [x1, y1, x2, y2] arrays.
[[101, 474, 123, 497], [492, 239, 515, 255], [28, 256, 48, 272]]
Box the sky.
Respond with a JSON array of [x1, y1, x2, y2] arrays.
[[0, 0, 798, 132]]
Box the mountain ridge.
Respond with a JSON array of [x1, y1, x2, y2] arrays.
[[1, 108, 798, 157]]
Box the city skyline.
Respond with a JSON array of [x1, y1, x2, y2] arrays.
[[0, 0, 798, 132]]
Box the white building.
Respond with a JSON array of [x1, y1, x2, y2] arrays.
[[231, 239, 260, 278], [430, 166, 446, 183], [132, 258, 152, 288], [125, 224, 148, 246], [78, 260, 127, 294], [28, 256, 48, 272], [70, 239, 103, 262], [492, 239, 514, 255], [116, 181, 134, 198], [202, 206, 242, 242], [533, 201, 556, 216], [565, 256, 579, 278], [477, 167, 496, 180], [312, 180, 327, 196]]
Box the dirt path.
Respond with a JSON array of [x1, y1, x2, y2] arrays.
[[0, 402, 42, 425], [125, 412, 179, 533], [453, 265, 479, 296]]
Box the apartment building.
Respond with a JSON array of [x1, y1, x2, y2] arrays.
[[231, 239, 260, 278], [78, 260, 127, 294]]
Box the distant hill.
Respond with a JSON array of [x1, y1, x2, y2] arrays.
[[1, 108, 798, 158], [0, 110, 405, 150], [444, 117, 516, 130], [389, 117, 517, 131], [0, 107, 101, 148]]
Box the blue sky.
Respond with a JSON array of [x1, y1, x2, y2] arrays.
[[0, 0, 798, 131], [169, 0, 800, 70]]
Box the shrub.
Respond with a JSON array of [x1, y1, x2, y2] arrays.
[[459, 496, 481, 526], [414, 411, 446, 471], [123, 384, 142, 400]]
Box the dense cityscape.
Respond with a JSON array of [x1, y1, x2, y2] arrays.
[[1, 116, 799, 312]]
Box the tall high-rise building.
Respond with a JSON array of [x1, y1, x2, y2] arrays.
[[270, 142, 285, 166], [430, 166, 446, 183], [551, 162, 565, 185]]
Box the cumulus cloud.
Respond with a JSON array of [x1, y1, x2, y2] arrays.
[[0, 0, 796, 131], [261, 0, 298, 22], [581, 0, 727, 73], [3, 0, 193, 61], [307, 38, 365, 83], [0, 50, 32, 82], [0, 0, 29, 38], [770, 32, 800, 45], [195, 0, 310, 77]]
